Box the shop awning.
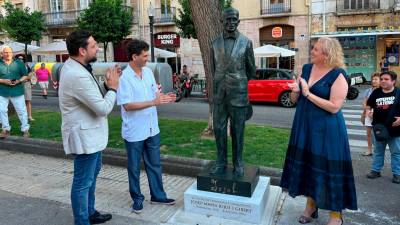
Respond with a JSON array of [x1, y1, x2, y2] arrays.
[[151, 47, 177, 58], [253, 44, 295, 58], [0, 41, 39, 54], [32, 41, 68, 55], [311, 31, 400, 38]]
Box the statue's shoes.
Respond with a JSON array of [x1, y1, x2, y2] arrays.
[[233, 166, 244, 177], [209, 165, 226, 175]]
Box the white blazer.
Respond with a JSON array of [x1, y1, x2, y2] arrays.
[[59, 58, 116, 155]]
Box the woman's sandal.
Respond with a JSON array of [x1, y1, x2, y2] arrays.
[[298, 208, 318, 224], [362, 152, 373, 156]]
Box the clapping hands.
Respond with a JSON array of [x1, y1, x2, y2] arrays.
[[154, 92, 176, 105], [105, 64, 121, 90]]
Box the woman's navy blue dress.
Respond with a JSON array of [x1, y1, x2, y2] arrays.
[[280, 64, 357, 211]]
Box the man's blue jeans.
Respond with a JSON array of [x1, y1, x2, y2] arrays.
[[372, 134, 400, 176], [71, 151, 102, 225], [124, 134, 167, 204]]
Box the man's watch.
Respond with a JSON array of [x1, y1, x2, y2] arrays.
[[104, 83, 116, 93]]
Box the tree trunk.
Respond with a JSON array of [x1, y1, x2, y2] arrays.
[[103, 42, 108, 62], [188, 0, 223, 137]]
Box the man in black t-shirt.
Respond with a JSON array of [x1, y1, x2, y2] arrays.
[[366, 71, 400, 184]]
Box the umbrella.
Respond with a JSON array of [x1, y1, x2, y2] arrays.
[[1, 41, 39, 54], [32, 41, 68, 55], [253, 44, 296, 68], [253, 44, 295, 58], [151, 47, 177, 58]]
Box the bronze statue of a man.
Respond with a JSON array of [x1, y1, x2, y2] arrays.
[[210, 7, 256, 177]]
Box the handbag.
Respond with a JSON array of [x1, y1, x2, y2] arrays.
[[373, 123, 390, 141], [372, 88, 400, 141]]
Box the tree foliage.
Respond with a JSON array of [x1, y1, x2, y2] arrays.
[[175, 0, 233, 39], [1, 2, 45, 60], [77, 0, 133, 61]]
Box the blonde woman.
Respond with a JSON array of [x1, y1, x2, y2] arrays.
[[361, 72, 380, 156], [280, 37, 357, 225]]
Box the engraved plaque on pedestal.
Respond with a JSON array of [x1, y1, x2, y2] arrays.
[[197, 163, 259, 197]]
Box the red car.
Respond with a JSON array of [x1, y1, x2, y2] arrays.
[[248, 68, 296, 107]]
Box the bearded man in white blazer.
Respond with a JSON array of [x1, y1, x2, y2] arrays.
[[59, 30, 120, 225]]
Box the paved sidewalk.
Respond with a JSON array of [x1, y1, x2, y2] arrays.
[[0, 150, 189, 225], [0, 190, 145, 225], [0, 149, 399, 225], [277, 153, 400, 225]]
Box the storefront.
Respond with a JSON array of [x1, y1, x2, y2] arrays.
[[312, 26, 400, 81], [154, 31, 181, 73], [338, 35, 376, 78], [259, 25, 295, 70]]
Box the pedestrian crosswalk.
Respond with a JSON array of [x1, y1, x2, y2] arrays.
[[342, 104, 368, 152]]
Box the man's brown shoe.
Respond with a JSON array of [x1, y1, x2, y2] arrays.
[[23, 131, 30, 138], [366, 171, 381, 179], [0, 130, 10, 139]]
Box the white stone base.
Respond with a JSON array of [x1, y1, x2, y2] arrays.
[[164, 176, 282, 225]]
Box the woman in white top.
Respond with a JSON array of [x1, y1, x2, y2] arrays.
[[361, 72, 381, 156]]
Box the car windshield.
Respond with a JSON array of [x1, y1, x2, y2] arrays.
[[256, 69, 293, 80]]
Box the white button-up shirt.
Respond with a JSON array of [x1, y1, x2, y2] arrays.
[[117, 64, 160, 142]]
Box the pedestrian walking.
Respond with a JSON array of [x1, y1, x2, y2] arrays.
[[35, 63, 52, 99], [366, 71, 400, 184], [59, 30, 120, 225], [19, 57, 35, 122], [0, 46, 30, 139], [280, 37, 357, 225], [116, 39, 176, 214], [360, 72, 380, 156]]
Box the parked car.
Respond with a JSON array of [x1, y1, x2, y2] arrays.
[[248, 68, 296, 107]]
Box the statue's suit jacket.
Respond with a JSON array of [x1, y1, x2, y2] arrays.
[[210, 32, 256, 107], [58, 58, 116, 155]]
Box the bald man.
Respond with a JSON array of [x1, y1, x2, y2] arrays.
[[0, 46, 29, 138]]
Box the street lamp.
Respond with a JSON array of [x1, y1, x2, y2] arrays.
[[148, 2, 155, 62]]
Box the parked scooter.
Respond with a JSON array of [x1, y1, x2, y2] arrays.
[[173, 75, 197, 102], [347, 73, 366, 100], [181, 76, 196, 98]]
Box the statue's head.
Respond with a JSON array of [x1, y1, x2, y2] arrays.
[[222, 7, 240, 33]]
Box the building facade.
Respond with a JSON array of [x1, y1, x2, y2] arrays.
[[137, 0, 311, 76], [0, 0, 311, 75], [234, 0, 310, 74], [312, 0, 400, 79]]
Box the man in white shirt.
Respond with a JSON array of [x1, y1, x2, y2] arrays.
[[117, 39, 176, 213]]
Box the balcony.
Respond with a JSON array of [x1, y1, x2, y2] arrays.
[[336, 0, 381, 14], [260, 0, 291, 15], [43, 6, 136, 27], [154, 7, 176, 24]]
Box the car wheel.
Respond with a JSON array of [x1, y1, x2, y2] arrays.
[[346, 86, 359, 100], [279, 91, 295, 108]]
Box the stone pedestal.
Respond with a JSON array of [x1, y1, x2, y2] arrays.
[[197, 164, 259, 197], [184, 176, 271, 224]]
